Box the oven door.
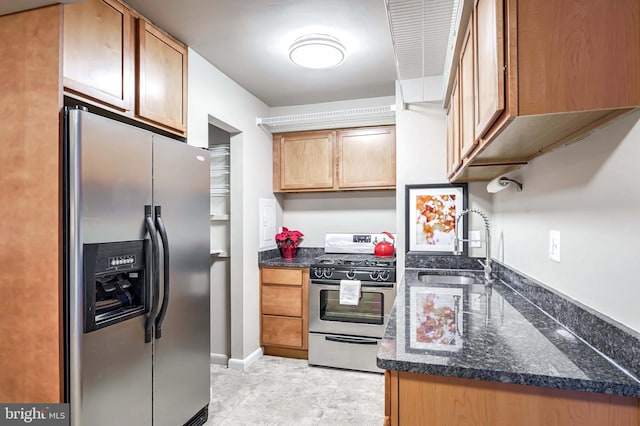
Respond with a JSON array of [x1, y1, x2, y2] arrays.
[[309, 280, 395, 338]]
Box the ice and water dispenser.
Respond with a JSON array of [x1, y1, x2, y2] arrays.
[[83, 241, 149, 332]]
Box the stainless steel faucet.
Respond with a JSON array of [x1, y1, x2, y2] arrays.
[[452, 208, 492, 284]]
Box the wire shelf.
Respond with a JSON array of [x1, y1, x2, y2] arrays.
[[256, 105, 396, 130]]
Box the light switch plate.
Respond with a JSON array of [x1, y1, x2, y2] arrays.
[[549, 230, 560, 262], [258, 198, 276, 249], [469, 230, 481, 248]]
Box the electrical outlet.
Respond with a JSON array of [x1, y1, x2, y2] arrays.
[[469, 230, 481, 248], [549, 230, 560, 262]]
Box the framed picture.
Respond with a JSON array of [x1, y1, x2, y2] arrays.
[[408, 286, 464, 352], [405, 183, 468, 254]]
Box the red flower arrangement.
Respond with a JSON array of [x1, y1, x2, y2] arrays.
[[276, 227, 304, 259], [275, 227, 304, 247]]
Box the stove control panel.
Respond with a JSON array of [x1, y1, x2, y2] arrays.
[[352, 234, 372, 243], [311, 266, 395, 283]]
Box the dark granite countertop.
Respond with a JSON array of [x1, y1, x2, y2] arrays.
[[377, 268, 640, 397], [259, 255, 317, 268], [258, 247, 325, 268]]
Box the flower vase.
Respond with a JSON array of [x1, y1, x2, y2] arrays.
[[280, 245, 297, 259]]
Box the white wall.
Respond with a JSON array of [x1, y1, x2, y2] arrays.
[[395, 101, 447, 270], [189, 49, 280, 363], [491, 110, 640, 332], [282, 191, 396, 247], [394, 84, 491, 272], [394, 85, 640, 334]]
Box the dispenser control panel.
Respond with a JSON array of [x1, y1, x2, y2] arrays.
[[108, 255, 136, 267]]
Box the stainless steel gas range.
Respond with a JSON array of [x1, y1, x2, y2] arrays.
[[308, 233, 397, 373]]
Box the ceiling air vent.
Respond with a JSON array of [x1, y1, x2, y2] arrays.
[[385, 0, 462, 105]]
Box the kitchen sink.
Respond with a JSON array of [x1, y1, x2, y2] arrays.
[[417, 273, 481, 285]]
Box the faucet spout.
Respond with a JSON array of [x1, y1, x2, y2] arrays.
[[454, 208, 492, 285]]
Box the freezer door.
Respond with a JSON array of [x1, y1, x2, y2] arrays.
[[152, 135, 211, 426], [68, 109, 153, 426], [77, 111, 153, 244]]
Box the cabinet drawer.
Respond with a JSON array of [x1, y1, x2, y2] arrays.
[[261, 268, 302, 286], [262, 286, 302, 317], [261, 316, 303, 348]]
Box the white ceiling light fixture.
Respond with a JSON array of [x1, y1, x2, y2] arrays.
[[288, 34, 347, 69]]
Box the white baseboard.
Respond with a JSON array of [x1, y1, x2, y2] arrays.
[[210, 353, 229, 365], [228, 347, 263, 371]]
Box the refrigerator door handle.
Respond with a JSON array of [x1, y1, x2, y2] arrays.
[[154, 206, 170, 339], [144, 205, 160, 343]]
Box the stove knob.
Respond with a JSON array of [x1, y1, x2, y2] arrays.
[[346, 270, 356, 280], [379, 270, 390, 281], [313, 268, 322, 278], [369, 271, 379, 281], [325, 268, 334, 279]]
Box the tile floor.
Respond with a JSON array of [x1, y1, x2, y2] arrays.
[[206, 356, 385, 426]]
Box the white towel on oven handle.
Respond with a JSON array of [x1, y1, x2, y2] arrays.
[[339, 280, 361, 305]]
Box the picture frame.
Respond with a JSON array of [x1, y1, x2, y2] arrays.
[[405, 183, 468, 254], [407, 286, 465, 352]]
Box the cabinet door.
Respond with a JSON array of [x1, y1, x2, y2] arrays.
[[137, 20, 187, 133], [447, 74, 461, 178], [63, 0, 133, 111], [262, 316, 303, 348], [474, 0, 505, 139], [337, 127, 396, 189], [459, 19, 477, 160], [276, 131, 335, 191]]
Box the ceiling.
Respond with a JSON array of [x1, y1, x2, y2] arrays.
[[3, 0, 457, 108], [125, 0, 398, 107]]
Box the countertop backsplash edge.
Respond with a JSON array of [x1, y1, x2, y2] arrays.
[[491, 259, 640, 381]]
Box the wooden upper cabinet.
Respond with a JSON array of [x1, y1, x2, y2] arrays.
[[136, 20, 187, 133], [63, 0, 133, 111], [517, 0, 640, 116], [474, 0, 504, 139], [274, 130, 335, 191], [447, 74, 461, 178], [273, 126, 396, 193], [337, 127, 395, 189], [458, 19, 476, 160], [62, 0, 188, 136], [448, 0, 640, 182]]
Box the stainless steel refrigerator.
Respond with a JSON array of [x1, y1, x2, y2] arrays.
[[65, 107, 210, 426]]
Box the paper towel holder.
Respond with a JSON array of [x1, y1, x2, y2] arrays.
[[487, 176, 523, 193]]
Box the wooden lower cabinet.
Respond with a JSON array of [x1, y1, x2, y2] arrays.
[[261, 316, 303, 347], [262, 286, 302, 317], [260, 267, 309, 359], [385, 371, 640, 426]]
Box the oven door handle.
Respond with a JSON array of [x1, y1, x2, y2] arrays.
[[325, 336, 379, 345]]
